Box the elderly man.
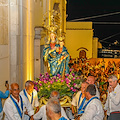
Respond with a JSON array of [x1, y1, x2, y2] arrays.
[[33, 91, 68, 120], [86, 76, 100, 98], [20, 80, 39, 119], [71, 82, 89, 114], [3, 83, 34, 120], [46, 97, 67, 120], [104, 75, 120, 120], [78, 84, 104, 120]]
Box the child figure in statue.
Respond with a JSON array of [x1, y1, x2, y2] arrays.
[[57, 39, 70, 76]]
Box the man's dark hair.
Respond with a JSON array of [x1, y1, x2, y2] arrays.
[[86, 84, 96, 96]]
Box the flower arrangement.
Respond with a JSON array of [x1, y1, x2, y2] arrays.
[[34, 69, 83, 99]]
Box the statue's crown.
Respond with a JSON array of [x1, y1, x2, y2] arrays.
[[47, 24, 58, 34]]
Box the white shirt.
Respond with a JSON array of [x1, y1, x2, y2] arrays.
[[95, 85, 100, 98], [71, 91, 87, 110], [33, 105, 69, 120], [3, 95, 34, 120], [104, 84, 120, 114], [80, 97, 104, 120], [20, 89, 39, 109]]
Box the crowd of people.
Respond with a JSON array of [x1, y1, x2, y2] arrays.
[[71, 75, 120, 120], [69, 57, 120, 103], [3, 81, 39, 120], [0, 74, 120, 120], [0, 81, 69, 120]]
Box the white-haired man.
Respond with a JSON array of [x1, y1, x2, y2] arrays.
[[33, 91, 68, 120], [46, 97, 67, 120], [104, 75, 120, 120], [20, 80, 39, 120]]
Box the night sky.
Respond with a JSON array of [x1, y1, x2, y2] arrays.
[[66, 0, 120, 49]]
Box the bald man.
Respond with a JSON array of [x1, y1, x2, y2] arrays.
[[71, 82, 89, 114], [3, 83, 34, 120], [86, 76, 100, 98]]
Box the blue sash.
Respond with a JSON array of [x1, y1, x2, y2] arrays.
[[78, 93, 86, 113], [10, 95, 23, 119], [78, 96, 99, 114], [59, 117, 67, 120], [23, 89, 33, 104]]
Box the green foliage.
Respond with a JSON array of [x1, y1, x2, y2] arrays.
[[34, 70, 83, 99]]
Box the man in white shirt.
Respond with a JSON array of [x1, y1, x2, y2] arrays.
[[33, 91, 68, 120], [20, 80, 39, 119], [46, 97, 67, 120], [86, 76, 100, 98], [79, 84, 104, 120], [104, 75, 120, 120], [3, 83, 34, 120], [71, 82, 88, 114]]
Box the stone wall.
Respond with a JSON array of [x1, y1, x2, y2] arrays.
[[0, 0, 8, 45], [0, 0, 43, 90], [9, 0, 37, 89], [0, 0, 9, 92]]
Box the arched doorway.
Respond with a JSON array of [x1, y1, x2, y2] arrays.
[[77, 47, 88, 59], [79, 50, 86, 59]]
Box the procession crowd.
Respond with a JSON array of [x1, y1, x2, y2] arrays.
[[69, 57, 120, 103], [0, 73, 120, 120]]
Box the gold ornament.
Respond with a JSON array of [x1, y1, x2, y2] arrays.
[[42, 10, 66, 42], [47, 24, 58, 34], [58, 29, 65, 41]]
